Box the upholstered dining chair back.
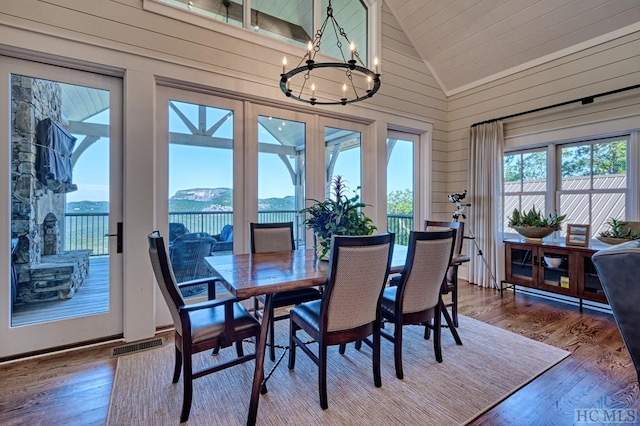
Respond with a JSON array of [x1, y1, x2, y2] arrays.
[[250, 222, 295, 253], [323, 234, 394, 333], [149, 231, 186, 333], [400, 230, 456, 314], [425, 221, 465, 261]]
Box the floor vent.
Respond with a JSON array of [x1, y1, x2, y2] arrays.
[[110, 337, 164, 357]]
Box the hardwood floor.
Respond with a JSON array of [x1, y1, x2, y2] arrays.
[[1, 283, 638, 425]]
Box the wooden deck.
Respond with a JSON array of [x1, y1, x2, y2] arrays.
[[12, 257, 109, 327], [11, 252, 232, 327]]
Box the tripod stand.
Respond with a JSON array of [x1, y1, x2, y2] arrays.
[[451, 201, 499, 289]]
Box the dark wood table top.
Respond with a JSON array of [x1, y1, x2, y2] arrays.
[[206, 247, 407, 299]]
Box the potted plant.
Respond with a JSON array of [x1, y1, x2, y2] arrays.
[[299, 176, 377, 260], [597, 218, 640, 245], [508, 206, 566, 240]]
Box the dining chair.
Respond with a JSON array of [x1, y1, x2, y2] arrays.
[[424, 220, 470, 328], [250, 222, 322, 361], [380, 230, 460, 379], [288, 233, 394, 409], [148, 231, 260, 423]]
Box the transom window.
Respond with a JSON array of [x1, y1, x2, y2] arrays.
[[150, 0, 369, 62]]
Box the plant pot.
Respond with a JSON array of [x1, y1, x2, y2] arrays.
[[512, 226, 555, 240], [597, 236, 634, 245]]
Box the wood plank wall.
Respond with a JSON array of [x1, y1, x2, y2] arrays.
[[447, 30, 640, 197], [446, 31, 640, 281], [379, 3, 448, 218]]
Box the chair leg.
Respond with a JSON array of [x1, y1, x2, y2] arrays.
[[236, 340, 244, 357], [180, 351, 193, 423], [451, 267, 458, 327], [288, 319, 297, 370], [355, 340, 363, 351], [434, 302, 443, 363], [394, 322, 404, 380], [172, 345, 182, 383], [269, 308, 276, 362], [319, 343, 328, 410], [338, 343, 346, 354], [373, 326, 382, 387], [253, 297, 260, 320], [424, 319, 432, 340]]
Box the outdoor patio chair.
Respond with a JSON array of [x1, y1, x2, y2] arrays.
[[380, 230, 461, 379], [148, 231, 260, 423], [169, 232, 216, 284], [212, 224, 234, 252], [288, 233, 394, 409], [169, 222, 189, 243], [250, 222, 322, 361]]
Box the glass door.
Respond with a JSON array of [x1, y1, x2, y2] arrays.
[[255, 107, 310, 249], [0, 58, 123, 358], [387, 131, 418, 246], [155, 87, 243, 315]]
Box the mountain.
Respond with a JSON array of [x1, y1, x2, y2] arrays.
[[66, 188, 296, 213], [171, 188, 295, 212]]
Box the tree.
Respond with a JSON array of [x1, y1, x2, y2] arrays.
[[387, 189, 413, 214]]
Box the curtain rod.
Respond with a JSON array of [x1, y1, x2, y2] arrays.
[[470, 83, 640, 128]]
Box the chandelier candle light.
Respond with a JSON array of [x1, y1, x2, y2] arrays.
[[279, 0, 381, 106]]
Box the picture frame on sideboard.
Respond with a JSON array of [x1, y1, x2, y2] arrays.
[[566, 224, 590, 247]]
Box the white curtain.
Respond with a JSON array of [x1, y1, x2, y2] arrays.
[[467, 121, 504, 288]]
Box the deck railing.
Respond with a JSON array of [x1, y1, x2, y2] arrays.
[[64, 211, 414, 256]]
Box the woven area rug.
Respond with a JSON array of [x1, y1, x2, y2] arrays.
[[107, 316, 569, 425]]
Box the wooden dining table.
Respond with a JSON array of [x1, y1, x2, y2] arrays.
[[205, 245, 456, 426]]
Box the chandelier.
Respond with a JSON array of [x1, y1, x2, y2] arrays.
[[279, 0, 381, 106]]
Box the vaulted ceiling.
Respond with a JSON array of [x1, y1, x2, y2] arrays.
[[385, 0, 640, 96]]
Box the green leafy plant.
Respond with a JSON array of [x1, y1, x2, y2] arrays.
[[599, 218, 640, 240], [299, 176, 377, 259], [508, 206, 566, 230]]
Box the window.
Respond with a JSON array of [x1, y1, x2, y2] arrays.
[[503, 150, 547, 234], [558, 137, 628, 238], [257, 115, 306, 247], [148, 0, 370, 61], [503, 136, 630, 240], [325, 126, 361, 197]]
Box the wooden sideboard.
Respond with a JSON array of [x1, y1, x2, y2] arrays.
[[502, 238, 611, 310]]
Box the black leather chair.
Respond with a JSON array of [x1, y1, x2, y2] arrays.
[[148, 231, 260, 422], [592, 240, 640, 382]]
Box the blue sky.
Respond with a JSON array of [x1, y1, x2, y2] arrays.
[[68, 106, 413, 204]]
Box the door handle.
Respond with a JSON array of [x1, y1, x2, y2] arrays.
[[104, 222, 123, 254]]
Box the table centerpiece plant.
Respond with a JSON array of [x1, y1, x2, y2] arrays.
[[508, 206, 566, 240], [299, 176, 377, 260]]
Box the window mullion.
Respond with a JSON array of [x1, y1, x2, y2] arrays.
[[547, 144, 556, 216], [244, 0, 252, 30]]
